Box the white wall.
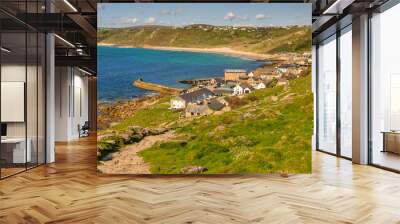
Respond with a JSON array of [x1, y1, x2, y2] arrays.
[[0, 65, 41, 138], [55, 66, 69, 141], [54, 67, 89, 141], [1, 65, 26, 138], [72, 72, 89, 138], [1, 63, 46, 164]]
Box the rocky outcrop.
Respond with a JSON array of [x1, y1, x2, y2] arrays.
[[180, 166, 208, 174]]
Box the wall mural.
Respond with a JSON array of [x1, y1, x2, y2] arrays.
[[97, 3, 313, 174]]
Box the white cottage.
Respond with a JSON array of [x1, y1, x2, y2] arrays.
[[248, 72, 254, 78], [232, 84, 244, 95], [170, 97, 186, 109], [254, 82, 266, 90]]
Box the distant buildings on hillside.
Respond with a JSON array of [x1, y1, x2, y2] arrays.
[[170, 61, 310, 117]]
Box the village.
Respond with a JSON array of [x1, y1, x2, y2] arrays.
[[170, 56, 311, 117]]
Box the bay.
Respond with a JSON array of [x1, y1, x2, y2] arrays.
[[98, 46, 265, 101]]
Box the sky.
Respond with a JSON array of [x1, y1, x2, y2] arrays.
[[98, 3, 311, 28]]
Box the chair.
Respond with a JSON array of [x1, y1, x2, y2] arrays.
[[79, 121, 90, 138]]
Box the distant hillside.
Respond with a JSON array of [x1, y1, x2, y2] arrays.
[[98, 25, 312, 54]]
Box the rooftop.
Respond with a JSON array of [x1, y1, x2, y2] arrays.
[[208, 100, 225, 111], [179, 88, 215, 103], [278, 64, 299, 68], [185, 104, 210, 114], [224, 69, 247, 73], [241, 83, 255, 90]]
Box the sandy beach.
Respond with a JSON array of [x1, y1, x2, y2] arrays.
[[98, 43, 278, 61]]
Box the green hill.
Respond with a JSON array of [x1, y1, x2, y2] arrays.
[[98, 25, 312, 54], [139, 74, 313, 174]]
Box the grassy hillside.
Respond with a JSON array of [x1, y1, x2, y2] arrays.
[[111, 96, 179, 131], [134, 74, 313, 174], [98, 25, 312, 54]]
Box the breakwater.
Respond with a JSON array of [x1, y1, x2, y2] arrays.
[[133, 80, 183, 95]]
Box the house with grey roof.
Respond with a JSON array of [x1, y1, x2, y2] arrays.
[[208, 100, 225, 111], [185, 99, 226, 117], [185, 104, 212, 117], [170, 88, 215, 109], [213, 87, 233, 96]]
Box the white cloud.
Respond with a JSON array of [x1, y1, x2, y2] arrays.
[[145, 17, 156, 24], [255, 14, 266, 20], [224, 12, 236, 21], [224, 12, 249, 21], [160, 8, 183, 15], [126, 17, 138, 24]]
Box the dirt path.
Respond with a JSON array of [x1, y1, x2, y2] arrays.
[[98, 132, 176, 174]]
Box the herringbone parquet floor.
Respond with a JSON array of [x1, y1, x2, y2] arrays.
[[0, 136, 400, 224]]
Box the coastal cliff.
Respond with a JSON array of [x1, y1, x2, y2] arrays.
[[133, 80, 182, 95]]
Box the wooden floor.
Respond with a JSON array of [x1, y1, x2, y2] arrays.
[[1, 136, 400, 224]]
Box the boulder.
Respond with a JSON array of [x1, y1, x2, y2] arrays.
[[103, 139, 117, 145], [147, 127, 168, 135], [180, 166, 208, 174], [128, 125, 143, 132], [97, 133, 115, 141], [100, 153, 113, 161], [129, 134, 144, 143], [119, 132, 132, 144], [141, 128, 150, 136], [214, 125, 225, 132], [242, 112, 255, 119]]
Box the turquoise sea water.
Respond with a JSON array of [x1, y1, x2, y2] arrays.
[[98, 46, 265, 101]]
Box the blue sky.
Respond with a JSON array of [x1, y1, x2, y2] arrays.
[[98, 3, 311, 28]]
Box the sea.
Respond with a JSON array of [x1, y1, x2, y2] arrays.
[[98, 46, 266, 102]]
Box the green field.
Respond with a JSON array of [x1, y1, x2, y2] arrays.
[[98, 25, 311, 54]]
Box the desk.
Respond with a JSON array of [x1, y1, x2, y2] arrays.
[[382, 131, 400, 154], [1, 138, 31, 163]]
